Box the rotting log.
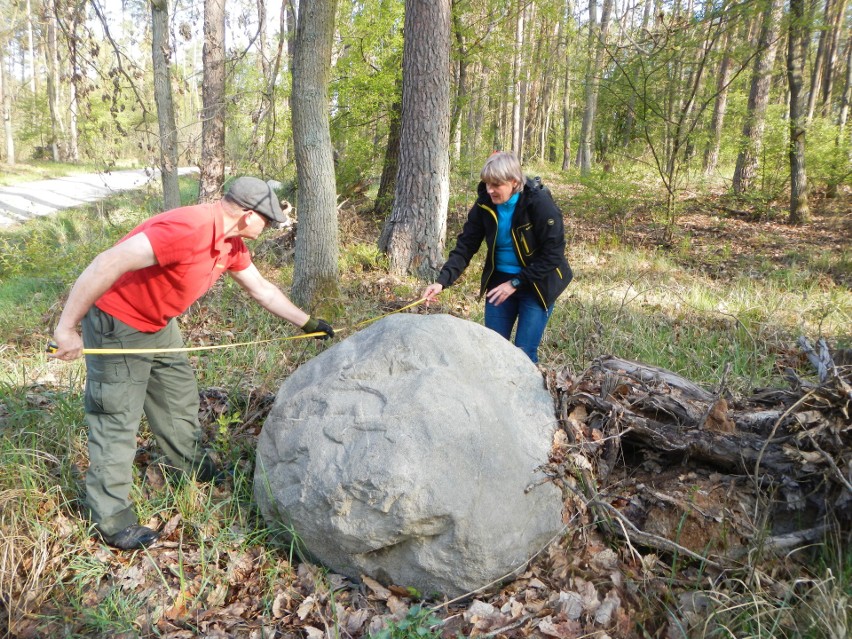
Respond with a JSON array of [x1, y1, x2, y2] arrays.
[[545, 347, 852, 564]]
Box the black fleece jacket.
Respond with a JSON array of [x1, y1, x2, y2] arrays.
[[436, 178, 572, 309]]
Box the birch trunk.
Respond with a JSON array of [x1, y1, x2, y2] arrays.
[[1, 42, 15, 164], [787, 0, 810, 224]]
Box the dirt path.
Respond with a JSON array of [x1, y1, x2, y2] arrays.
[[0, 168, 197, 228]]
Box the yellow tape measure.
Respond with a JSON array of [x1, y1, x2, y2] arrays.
[[46, 297, 429, 356]]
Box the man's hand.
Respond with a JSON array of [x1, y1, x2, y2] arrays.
[[422, 283, 444, 304], [302, 317, 334, 340], [48, 328, 85, 360]]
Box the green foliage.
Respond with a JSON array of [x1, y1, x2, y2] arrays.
[[332, 0, 404, 191], [225, 52, 295, 178], [0, 160, 108, 186], [368, 604, 444, 639], [14, 92, 54, 157], [572, 166, 653, 240], [805, 116, 852, 192], [340, 242, 389, 273]]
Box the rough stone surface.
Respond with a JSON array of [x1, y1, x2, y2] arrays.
[[254, 313, 563, 598]]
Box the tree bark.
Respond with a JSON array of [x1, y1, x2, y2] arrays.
[[620, 0, 652, 149], [450, 7, 469, 164], [837, 34, 852, 140], [807, 0, 847, 121], [575, 0, 612, 174], [378, 0, 451, 280], [819, 0, 848, 117], [199, 0, 226, 203], [1, 40, 15, 165], [560, 0, 574, 170], [44, 0, 63, 162], [702, 28, 732, 175], [290, 0, 340, 310], [732, 0, 784, 194], [26, 0, 38, 93], [511, 0, 525, 157], [151, 0, 181, 210], [374, 76, 403, 218], [67, 1, 84, 163], [787, 0, 810, 224]]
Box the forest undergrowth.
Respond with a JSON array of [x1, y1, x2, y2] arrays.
[[0, 176, 850, 638]]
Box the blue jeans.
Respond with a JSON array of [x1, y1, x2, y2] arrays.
[[485, 288, 554, 363]]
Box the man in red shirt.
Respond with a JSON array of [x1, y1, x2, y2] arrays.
[[49, 177, 333, 550]]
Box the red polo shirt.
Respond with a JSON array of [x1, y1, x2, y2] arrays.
[[96, 202, 252, 332]]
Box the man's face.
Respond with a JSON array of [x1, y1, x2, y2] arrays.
[[242, 211, 269, 239]]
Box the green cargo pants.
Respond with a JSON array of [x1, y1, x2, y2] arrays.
[[81, 306, 215, 536]]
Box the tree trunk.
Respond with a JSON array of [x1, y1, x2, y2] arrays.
[[787, 0, 810, 225], [257, 0, 269, 79], [575, 0, 612, 174], [466, 63, 486, 177], [806, 0, 847, 121], [837, 34, 852, 140], [374, 77, 403, 218], [538, 18, 559, 162], [511, 0, 525, 157], [621, 0, 652, 148], [26, 0, 37, 93], [1, 41, 15, 165], [732, 0, 784, 194], [450, 8, 469, 165], [151, 0, 181, 210], [378, 0, 451, 280], [820, 0, 848, 117], [702, 28, 732, 174], [290, 0, 340, 310], [806, 0, 831, 122], [252, 0, 269, 161], [44, 0, 62, 161], [560, 0, 574, 170], [68, 1, 84, 163], [199, 0, 226, 202]]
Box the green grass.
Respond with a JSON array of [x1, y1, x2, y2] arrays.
[[0, 161, 136, 186]]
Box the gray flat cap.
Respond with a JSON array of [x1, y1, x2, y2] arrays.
[[226, 176, 286, 223]]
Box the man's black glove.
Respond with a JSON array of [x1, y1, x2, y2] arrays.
[[302, 317, 334, 340]]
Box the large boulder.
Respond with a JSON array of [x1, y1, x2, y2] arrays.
[[254, 313, 563, 598]]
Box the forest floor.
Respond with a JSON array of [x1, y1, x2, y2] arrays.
[[4, 182, 850, 639], [567, 189, 852, 287]]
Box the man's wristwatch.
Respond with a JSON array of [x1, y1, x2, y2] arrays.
[[510, 278, 521, 288]]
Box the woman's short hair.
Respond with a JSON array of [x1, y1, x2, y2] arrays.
[[481, 152, 525, 193]]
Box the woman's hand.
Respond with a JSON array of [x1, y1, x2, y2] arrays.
[[485, 281, 518, 306], [422, 283, 444, 304]]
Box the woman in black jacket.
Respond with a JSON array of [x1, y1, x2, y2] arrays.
[[423, 152, 572, 363]]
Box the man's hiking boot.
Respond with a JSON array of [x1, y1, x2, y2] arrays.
[[101, 525, 160, 550]]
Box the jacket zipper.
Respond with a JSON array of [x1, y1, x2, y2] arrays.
[[479, 203, 498, 292], [507, 209, 547, 309]]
